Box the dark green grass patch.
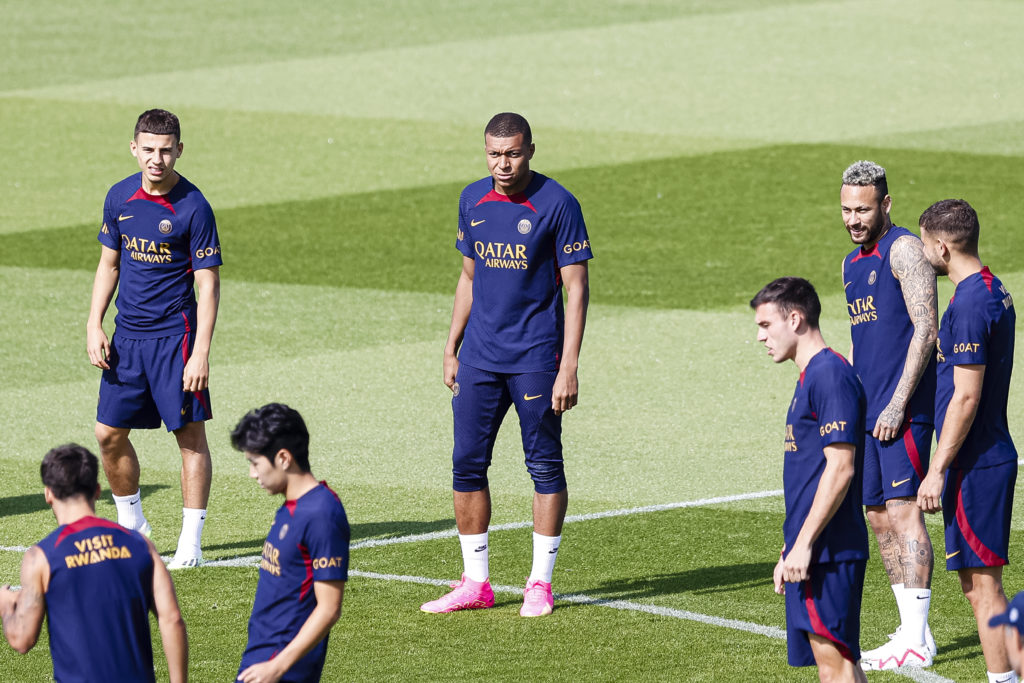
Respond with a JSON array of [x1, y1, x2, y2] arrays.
[[6, 143, 1024, 310]]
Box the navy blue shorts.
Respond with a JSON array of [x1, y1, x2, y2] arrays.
[[862, 421, 932, 506], [451, 363, 564, 494], [943, 461, 1016, 570], [97, 333, 212, 432], [785, 560, 865, 667]]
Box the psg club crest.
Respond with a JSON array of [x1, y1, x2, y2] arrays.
[[868, 270, 877, 285], [517, 219, 532, 234], [279, 523, 289, 540], [159, 219, 173, 234]]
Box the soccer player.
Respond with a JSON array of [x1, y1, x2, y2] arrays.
[[917, 199, 1018, 683], [752, 277, 869, 682], [231, 403, 349, 683], [87, 109, 222, 569], [840, 160, 938, 669], [0, 444, 187, 682], [420, 112, 592, 617], [989, 592, 1024, 679]]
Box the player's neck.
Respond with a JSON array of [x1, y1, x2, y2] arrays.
[[284, 472, 320, 501], [946, 254, 984, 286], [861, 219, 893, 252], [793, 333, 827, 372], [141, 171, 180, 196], [495, 171, 533, 197], [51, 499, 98, 527]]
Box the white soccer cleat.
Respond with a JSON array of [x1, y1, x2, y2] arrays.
[[859, 634, 933, 670], [137, 520, 152, 539], [861, 624, 937, 659], [166, 553, 204, 570]]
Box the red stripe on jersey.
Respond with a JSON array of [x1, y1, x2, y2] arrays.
[[128, 187, 176, 214], [803, 578, 854, 661], [850, 244, 881, 263], [55, 516, 125, 547], [319, 481, 342, 505], [902, 422, 924, 479], [953, 471, 1006, 566], [827, 348, 849, 365], [298, 542, 314, 600], [980, 266, 994, 292], [474, 189, 537, 212]]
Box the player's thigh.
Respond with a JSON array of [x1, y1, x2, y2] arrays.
[[878, 422, 932, 500], [144, 333, 212, 432], [942, 462, 1016, 570], [452, 364, 512, 463], [97, 337, 162, 430], [785, 561, 865, 667], [508, 371, 561, 456]]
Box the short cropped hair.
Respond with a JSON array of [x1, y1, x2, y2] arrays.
[[485, 112, 532, 145], [231, 403, 311, 472], [750, 277, 821, 329], [842, 160, 888, 202], [134, 109, 180, 141], [920, 199, 979, 252], [41, 444, 99, 501]]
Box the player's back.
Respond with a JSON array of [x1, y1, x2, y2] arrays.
[[38, 516, 156, 683], [843, 225, 936, 425]]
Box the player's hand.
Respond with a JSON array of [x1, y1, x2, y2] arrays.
[[443, 352, 459, 392], [237, 660, 286, 683], [872, 402, 905, 442], [551, 367, 578, 416], [87, 326, 111, 370], [182, 354, 209, 393], [773, 557, 785, 595], [781, 544, 812, 584], [917, 471, 944, 514]]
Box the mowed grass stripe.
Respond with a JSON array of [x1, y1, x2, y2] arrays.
[[5, 143, 1024, 308]]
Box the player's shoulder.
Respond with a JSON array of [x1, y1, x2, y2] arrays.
[[809, 348, 859, 386], [530, 173, 580, 206], [106, 173, 143, 202], [460, 177, 495, 205], [172, 174, 213, 210]]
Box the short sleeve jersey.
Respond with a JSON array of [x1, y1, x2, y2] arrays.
[[783, 349, 869, 564], [455, 172, 592, 373], [844, 226, 936, 425], [240, 482, 350, 682], [98, 172, 222, 339], [37, 516, 156, 683], [935, 267, 1017, 470]]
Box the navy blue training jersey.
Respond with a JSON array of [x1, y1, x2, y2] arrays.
[[99, 173, 222, 339], [240, 482, 350, 682], [783, 349, 869, 564], [936, 267, 1017, 470], [844, 226, 936, 425], [37, 516, 156, 683], [455, 173, 592, 373]]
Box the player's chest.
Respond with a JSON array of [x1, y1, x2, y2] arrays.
[[466, 204, 552, 253], [116, 199, 189, 245]]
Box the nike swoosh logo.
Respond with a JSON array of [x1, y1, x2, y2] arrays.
[[844, 281, 853, 289], [524, 394, 542, 401], [119, 214, 134, 221], [891, 478, 912, 487], [946, 550, 961, 559], [470, 219, 486, 227]]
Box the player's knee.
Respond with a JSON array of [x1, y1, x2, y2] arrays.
[[94, 422, 128, 451], [526, 461, 566, 494]]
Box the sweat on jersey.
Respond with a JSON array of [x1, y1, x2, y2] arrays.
[[37, 516, 156, 683], [99, 172, 222, 339], [843, 225, 936, 426], [455, 172, 593, 373], [935, 266, 1017, 470], [782, 349, 869, 564]]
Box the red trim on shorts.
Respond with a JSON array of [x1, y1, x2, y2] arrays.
[[298, 542, 314, 600], [55, 516, 125, 547], [803, 578, 854, 662], [902, 421, 925, 479], [179, 313, 210, 416], [953, 470, 1006, 566]]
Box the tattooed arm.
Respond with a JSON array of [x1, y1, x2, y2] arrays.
[[875, 235, 938, 441], [0, 547, 48, 654]]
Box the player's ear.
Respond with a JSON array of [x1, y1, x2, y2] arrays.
[[881, 194, 892, 215], [527, 143, 535, 160], [274, 448, 292, 470], [175, 141, 183, 158], [130, 139, 139, 157], [43, 487, 54, 505]]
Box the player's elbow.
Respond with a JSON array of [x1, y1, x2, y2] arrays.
[[7, 630, 39, 654]]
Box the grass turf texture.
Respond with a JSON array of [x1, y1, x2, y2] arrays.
[[5, 0, 1024, 681]]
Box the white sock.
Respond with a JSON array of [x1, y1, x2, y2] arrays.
[[459, 532, 489, 582], [175, 508, 206, 559], [989, 671, 1017, 683], [528, 532, 561, 584], [112, 491, 146, 530], [896, 587, 931, 646]]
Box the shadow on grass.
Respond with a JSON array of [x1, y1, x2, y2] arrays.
[[0, 484, 171, 518], [351, 518, 456, 542], [577, 561, 776, 601]]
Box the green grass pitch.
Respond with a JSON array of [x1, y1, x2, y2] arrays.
[[3, 1, 1024, 680]]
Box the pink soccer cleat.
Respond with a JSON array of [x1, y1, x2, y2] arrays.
[[420, 574, 495, 613], [519, 579, 554, 617]]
